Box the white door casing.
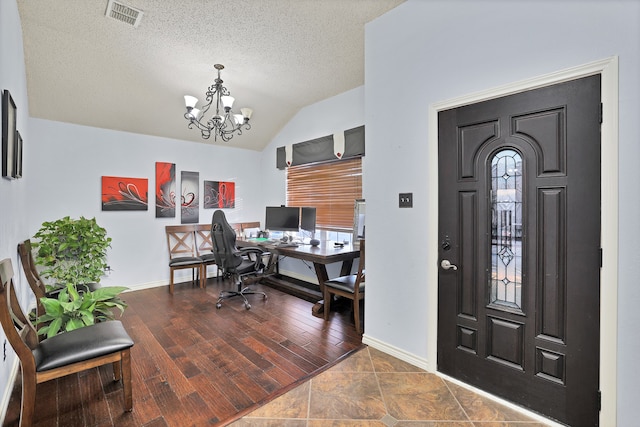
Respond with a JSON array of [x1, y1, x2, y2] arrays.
[[426, 56, 619, 426]]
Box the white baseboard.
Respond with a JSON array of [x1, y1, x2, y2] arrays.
[[361, 334, 431, 371], [0, 357, 20, 425], [123, 268, 222, 292], [123, 279, 168, 292]]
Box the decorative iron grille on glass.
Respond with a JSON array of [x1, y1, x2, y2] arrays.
[[183, 64, 253, 142], [489, 149, 523, 311]]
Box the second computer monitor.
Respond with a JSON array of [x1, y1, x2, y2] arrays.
[[300, 207, 316, 233]]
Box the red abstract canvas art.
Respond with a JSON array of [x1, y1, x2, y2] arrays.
[[181, 171, 199, 223], [155, 162, 176, 217], [101, 176, 149, 211], [204, 180, 235, 209]]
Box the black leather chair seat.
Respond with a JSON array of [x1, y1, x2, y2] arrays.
[[169, 256, 204, 267], [199, 253, 217, 263], [325, 273, 366, 294], [232, 248, 265, 275], [33, 320, 134, 372], [235, 259, 259, 275]]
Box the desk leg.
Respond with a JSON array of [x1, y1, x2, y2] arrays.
[[311, 259, 354, 317], [265, 252, 278, 275], [311, 263, 329, 317], [339, 259, 354, 277]]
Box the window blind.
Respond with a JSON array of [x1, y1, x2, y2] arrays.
[[287, 157, 362, 232]]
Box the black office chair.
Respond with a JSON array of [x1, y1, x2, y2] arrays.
[[211, 210, 268, 309]]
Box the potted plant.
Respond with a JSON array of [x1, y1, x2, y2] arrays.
[[32, 216, 112, 289], [37, 283, 128, 338], [31, 216, 128, 336]]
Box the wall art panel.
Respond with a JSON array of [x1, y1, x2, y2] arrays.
[[2, 90, 17, 179], [155, 161, 176, 217], [101, 176, 149, 211], [181, 171, 199, 223], [204, 180, 235, 209]]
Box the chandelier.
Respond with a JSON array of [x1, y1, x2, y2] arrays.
[[183, 64, 252, 142]]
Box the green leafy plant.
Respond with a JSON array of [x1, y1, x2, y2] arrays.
[[36, 284, 129, 338], [32, 216, 112, 288], [31, 216, 128, 337]]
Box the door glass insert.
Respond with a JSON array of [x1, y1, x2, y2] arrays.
[[489, 149, 523, 312]]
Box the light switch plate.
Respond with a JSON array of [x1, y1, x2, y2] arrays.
[[399, 192, 413, 208]]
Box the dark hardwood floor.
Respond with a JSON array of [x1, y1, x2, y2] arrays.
[[3, 277, 363, 427]]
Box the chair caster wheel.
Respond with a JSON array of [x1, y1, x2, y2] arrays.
[[245, 303, 251, 310], [216, 303, 222, 309]]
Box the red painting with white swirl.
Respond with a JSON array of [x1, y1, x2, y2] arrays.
[[204, 180, 235, 209], [155, 162, 176, 217], [101, 176, 149, 211]]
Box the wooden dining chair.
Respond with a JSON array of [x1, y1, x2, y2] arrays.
[[194, 223, 218, 282], [17, 239, 51, 318], [240, 221, 261, 234], [229, 222, 243, 237], [0, 258, 134, 426], [323, 239, 365, 334], [165, 225, 205, 293]]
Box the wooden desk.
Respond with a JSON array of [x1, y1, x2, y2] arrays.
[[238, 239, 361, 315]]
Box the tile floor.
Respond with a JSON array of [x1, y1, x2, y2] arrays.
[[229, 346, 551, 426]]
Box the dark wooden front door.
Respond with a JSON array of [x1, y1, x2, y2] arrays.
[[437, 75, 601, 426]]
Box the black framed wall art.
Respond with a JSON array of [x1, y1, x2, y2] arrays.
[[2, 90, 17, 179], [14, 130, 23, 178]]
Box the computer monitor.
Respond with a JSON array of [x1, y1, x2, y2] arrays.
[[265, 206, 300, 232], [300, 207, 316, 233]]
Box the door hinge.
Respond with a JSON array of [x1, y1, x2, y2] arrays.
[[599, 103, 603, 124], [598, 390, 602, 411]]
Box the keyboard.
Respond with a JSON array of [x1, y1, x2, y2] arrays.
[[273, 242, 298, 248]]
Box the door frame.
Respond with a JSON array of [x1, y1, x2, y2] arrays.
[[426, 56, 618, 426]]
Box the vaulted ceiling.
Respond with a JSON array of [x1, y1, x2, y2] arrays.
[[17, 0, 404, 151]]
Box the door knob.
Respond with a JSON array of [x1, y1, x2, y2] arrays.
[[441, 259, 458, 270]]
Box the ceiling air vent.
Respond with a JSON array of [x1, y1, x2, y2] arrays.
[[105, 0, 143, 28]]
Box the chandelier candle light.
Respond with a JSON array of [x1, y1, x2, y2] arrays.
[[184, 64, 252, 142]]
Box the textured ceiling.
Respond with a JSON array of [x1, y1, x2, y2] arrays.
[[16, 0, 404, 151]]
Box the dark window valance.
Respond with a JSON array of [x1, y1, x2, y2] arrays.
[[276, 125, 364, 169]]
